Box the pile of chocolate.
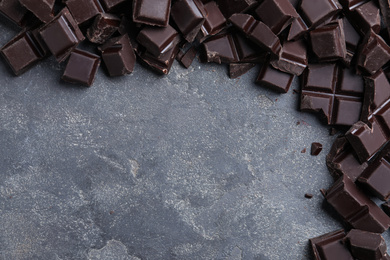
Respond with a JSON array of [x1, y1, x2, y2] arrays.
[[2, 0, 390, 258]]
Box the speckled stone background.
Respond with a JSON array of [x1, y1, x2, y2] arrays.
[[0, 19, 389, 260]]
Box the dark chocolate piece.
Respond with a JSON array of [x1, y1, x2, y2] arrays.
[[39, 8, 85, 63], [311, 142, 323, 156], [87, 13, 121, 44], [0, 0, 28, 26], [202, 34, 239, 64], [138, 42, 179, 74], [345, 229, 387, 260], [171, 0, 206, 42], [100, 0, 127, 11], [19, 0, 54, 23], [379, 0, 390, 40], [215, 0, 257, 18], [0, 27, 47, 75], [357, 30, 390, 75], [229, 13, 281, 56], [324, 175, 390, 233], [229, 63, 256, 79], [99, 34, 136, 77], [300, 64, 363, 126], [256, 60, 294, 93], [132, 0, 171, 27], [343, 17, 361, 66], [196, 1, 226, 42], [66, 0, 104, 25], [270, 39, 307, 76], [137, 25, 179, 58], [310, 229, 354, 260], [383, 201, 390, 216], [348, 1, 381, 35], [339, 0, 368, 11], [233, 33, 268, 63], [287, 16, 309, 41], [310, 19, 346, 62], [254, 0, 298, 35], [178, 46, 197, 68], [62, 49, 100, 86], [304, 193, 313, 198], [299, 0, 342, 28]]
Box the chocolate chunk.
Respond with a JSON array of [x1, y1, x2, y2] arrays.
[[339, 0, 367, 11], [305, 193, 313, 198], [233, 33, 268, 63], [215, 0, 257, 18], [100, 0, 127, 12], [379, 0, 390, 39], [99, 34, 136, 77], [62, 49, 100, 86], [310, 19, 346, 62], [66, 0, 104, 25], [229, 13, 281, 56], [357, 30, 390, 75], [299, 0, 342, 28], [0, 27, 47, 75], [137, 25, 179, 58], [383, 201, 390, 216], [138, 42, 179, 74], [254, 0, 298, 35], [345, 229, 387, 260], [300, 64, 363, 126], [343, 17, 361, 66], [177, 46, 197, 68], [311, 142, 323, 156], [132, 0, 171, 27], [256, 60, 294, 93], [39, 8, 85, 63], [270, 39, 307, 76], [229, 63, 256, 79], [310, 229, 354, 260], [0, 0, 28, 26], [171, 0, 206, 42], [326, 136, 368, 181], [87, 13, 121, 44], [324, 175, 390, 233], [19, 0, 54, 23], [202, 33, 239, 64], [287, 16, 309, 41], [196, 1, 226, 42], [347, 1, 381, 35]]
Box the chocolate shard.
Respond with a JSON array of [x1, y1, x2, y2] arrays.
[[87, 13, 121, 44], [324, 175, 390, 233], [177, 46, 197, 68], [19, 0, 55, 23], [287, 16, 309, 41], [99, 34, 136, 77], [0, 0, 28, 26], [254, 0, 298, 35], [310, 19, 346, 62], [171, 0, 206, 42], [229, 13, 281, 56], [339, 0, 368, 11], [196, 1, 226, 43], [311, 142, 323, 156], [300, 64, 363, 126], [233, 33, 268, 63], [202, 33, 239, 64], [326, 135, 368, 181], [66, 0, 104, 25], [229, 63, 256, 79], [270, 39, 307, 76], [100, 0, 127, 12], [62, 49, 100, 87], [357, 30, 390, 75], [39, 7, 85, 63], [343, 16, 361, 67], [132, 0, 171, 27], [344, 229, 387, 260], [215, 0, 257, 18], [299, 0, 342, 29], [256, 59, 294, 93], [347, 1, 381, 35], [310, 229, 354, 260]]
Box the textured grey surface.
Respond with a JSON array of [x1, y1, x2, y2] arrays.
[[0, 22, 387, 260]]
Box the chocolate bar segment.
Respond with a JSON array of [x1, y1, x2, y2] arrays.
[[344, 229, 387, 260], [311, 142, 323, 156], [138, 42, 179, 74], [66, 0, 104, 25], [87, 13, 121, 44], [137, 25, 179, 58], [100, 0, 127, 12], [133, 0, 171, 27], [62, 49, 100, 86], [343, 17, 360, 66], [215, 0, 257, 18], [287, 16, 309, 41], [0, 0, 28, 26], [270, 39, 307, 76], [177, 46, 197, 68], [19, 0, 54, 23], [202, 34, 239, 64], [256, 60, 294, 93], [324, 175, 390, 233], [196, 1, 226, 42], [347, 1, 381, 35], [299, 0, 342, 28], [379, 0, 390, 40], [233, 33, 268, 63], [310, 229, 354, 260]]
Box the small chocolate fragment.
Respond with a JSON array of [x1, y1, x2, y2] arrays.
[[256, 60, 294, 93], [287, 16, 309, 41], [202, 34, 239, 64], [229, 13, 281, 56], [311, 142, 323, 156], [343, 17, 361, 66], [299, 0, 342, 28], [254, 0, 298, 35], [39, 8, 85, 63], [345, 229, 387, 260], [66, 0, 104, 25], [19, 0, 54, 23], [324, 175, 390, 233], [99, 34, 136, 77], [270, 39, 307, 76], [383, 202, 390, 216], [305, 193, 313, 198], [87, 13, 121, 44], [62, 49, 100, 86], [229, 63, 255, 79], [100, 0, 127, 12], [347, 1, 381, 35], [215, 0, 257, 18], [137, 25, 179, 58], [0, 0, 28, 26], [196, 1, 226, 42], [310, 19, 346, 62], [132, 0, 171, 27], [138, 42, 179, 74], [310, 229, 354, 260], [357, 30, 390, 75], [171, 0, 206, 42], [178, 46, 197, 68]]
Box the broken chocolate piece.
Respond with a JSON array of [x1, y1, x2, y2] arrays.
[[87, 13, 121, 44], [100, 0, 127, 11], [270, 39, 307, 76], [0, 0, 28, 26], [299, 0, 342, 28], [197, 1, 226, 42], [345, 229, 387, 260], [138, 42, 179, 75], [287, 16, 309, 41], [62, 49, 100, 86], [215, 0, 257, 18], [311, 142, 323, 156], [177, 46, 197, 68], [202, 33, 239, 64], [229, 63, 256, 79], [347, 1, 381, 35], [137, 25, 179, 58], [233, 33, 268, 63], [66, 0, 104, 25], [19, 0, 54, 23], [343, 17, 361, 66], [310, 229, 354, 260], [256, 60, 294, 93], [132, 0, 171, 27]]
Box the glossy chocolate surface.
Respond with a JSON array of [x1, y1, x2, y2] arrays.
[[133, 0, 171, 27], [19, 0, 54, 23], [87, 13, 121, 44]]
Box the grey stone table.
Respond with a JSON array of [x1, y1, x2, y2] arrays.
[[0, 21, 388, 260]]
